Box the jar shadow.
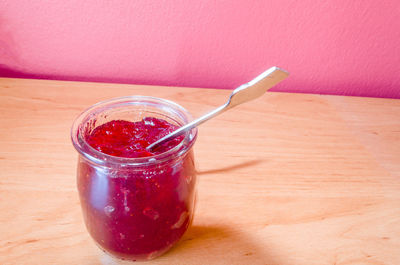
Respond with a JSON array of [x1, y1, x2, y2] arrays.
[[162, 224, 285, 264]]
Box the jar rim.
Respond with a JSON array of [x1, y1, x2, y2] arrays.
[[71, 95, 197, 167]]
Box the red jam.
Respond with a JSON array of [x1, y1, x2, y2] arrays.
[[77, 117, 196, 260], [86, 118, 184, 158]]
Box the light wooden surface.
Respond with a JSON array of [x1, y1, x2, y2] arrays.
[[1, 78, 400, 265]]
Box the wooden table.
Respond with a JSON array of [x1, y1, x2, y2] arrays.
[[1, 78, 399, 265]]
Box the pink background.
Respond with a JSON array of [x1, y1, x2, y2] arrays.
[[1, 1, 399, 98]]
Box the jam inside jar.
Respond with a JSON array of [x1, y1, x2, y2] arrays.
[[71, 96, 197, 261]]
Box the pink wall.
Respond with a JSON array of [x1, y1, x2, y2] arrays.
[[1, 1, 399, 98]]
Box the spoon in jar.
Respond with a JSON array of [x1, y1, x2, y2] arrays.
[[146, 66, 289, 151]]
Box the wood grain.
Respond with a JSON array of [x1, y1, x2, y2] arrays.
[[0, 78, 399, 265]]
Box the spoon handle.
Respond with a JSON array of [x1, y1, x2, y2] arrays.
[[146, 67, 289, 151], [147, 104, 228, 150]]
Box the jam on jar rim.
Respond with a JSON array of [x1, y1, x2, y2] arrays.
[[71, 95, 197, 168]]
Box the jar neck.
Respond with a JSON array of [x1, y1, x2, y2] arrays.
[[71, 96, 197, 168]]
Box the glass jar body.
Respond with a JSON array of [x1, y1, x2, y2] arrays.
[[77, 151, 196, 260], [71, 96, 197, 261]]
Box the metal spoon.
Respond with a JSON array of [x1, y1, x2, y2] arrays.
[[146, 66, 289, 151]]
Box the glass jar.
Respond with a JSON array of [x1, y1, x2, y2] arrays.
[[71, 96, 197, 261]]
